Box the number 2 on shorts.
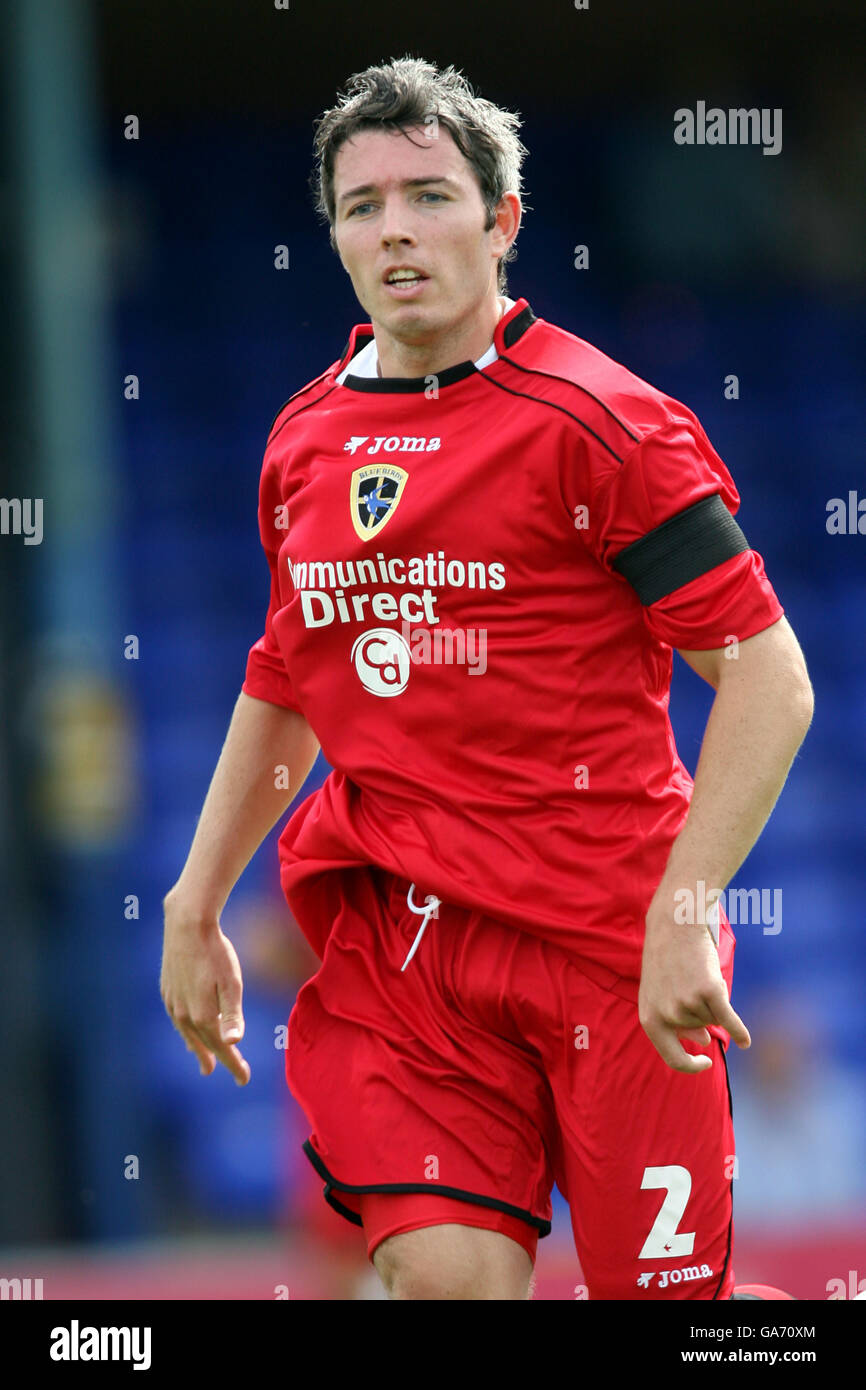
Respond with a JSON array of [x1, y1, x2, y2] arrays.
[[638, 1164, 695, 1258]]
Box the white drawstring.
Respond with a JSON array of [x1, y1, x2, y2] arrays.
[[400, 882, 441, 971]]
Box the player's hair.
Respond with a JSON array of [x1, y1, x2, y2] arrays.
[[310, 55, 529, 294]]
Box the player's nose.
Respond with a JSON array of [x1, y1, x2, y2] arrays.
[[379, 200, 417, 247]]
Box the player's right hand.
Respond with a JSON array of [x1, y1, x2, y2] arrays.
[[638, 908, 751, 1075], [160, 894, 251, 1085]]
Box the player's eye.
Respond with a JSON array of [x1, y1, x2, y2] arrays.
[[347, 192, 446, 217]]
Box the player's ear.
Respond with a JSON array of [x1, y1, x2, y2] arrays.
[[492, 191, 521, 255]]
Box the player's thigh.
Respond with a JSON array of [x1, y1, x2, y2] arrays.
[[551, 980, 735, 1300], [287, 873, 557, 1241], [372, 1221, 534, 1300]]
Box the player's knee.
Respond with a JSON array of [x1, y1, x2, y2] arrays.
[[372, 1223, 532, 1300]]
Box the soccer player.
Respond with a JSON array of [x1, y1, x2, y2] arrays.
[[161, 56, 814, 1300]]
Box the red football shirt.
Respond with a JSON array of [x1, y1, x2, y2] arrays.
[[242, 297, 783, 997]]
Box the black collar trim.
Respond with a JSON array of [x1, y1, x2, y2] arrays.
[[336, 298, 536, 393], [340, 356, 477, 393]]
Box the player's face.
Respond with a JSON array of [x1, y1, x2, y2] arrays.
[[332, 125, 517, 351]]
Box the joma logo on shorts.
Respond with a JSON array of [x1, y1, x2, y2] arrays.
[[344, 435, 441, 455], [637, 1262, 713, 1290]]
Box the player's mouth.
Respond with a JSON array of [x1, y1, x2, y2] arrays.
[[383, 266, 429, 298]]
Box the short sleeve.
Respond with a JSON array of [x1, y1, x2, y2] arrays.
[[581, 418, 784, 650], [241, 454, 304, 713]]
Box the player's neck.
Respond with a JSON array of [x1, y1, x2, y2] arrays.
[[375, 295, 506, 380]]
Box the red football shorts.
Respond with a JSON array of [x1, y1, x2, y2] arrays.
[[285, 864, 737, 1299]]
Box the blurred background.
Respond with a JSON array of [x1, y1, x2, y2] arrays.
[[1, 0, 864, 1299]]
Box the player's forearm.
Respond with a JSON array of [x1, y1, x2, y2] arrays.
[[650, 657, 813, 917], [164, 691, 320, 923]]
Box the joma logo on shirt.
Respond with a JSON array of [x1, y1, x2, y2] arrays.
[[343, 435, 440, 455], [636, 1263, 713, 1290]]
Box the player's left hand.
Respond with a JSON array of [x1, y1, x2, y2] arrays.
[[638, 907, 751, 1074]]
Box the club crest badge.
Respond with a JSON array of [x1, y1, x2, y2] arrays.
[[350, 464, 408, 541]]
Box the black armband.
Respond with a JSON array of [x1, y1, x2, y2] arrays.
[[611, 493, 750, 605]]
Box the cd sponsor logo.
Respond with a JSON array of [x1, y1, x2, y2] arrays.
[[351, 627, 412, 697]]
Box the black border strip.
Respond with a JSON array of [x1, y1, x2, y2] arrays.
[[473, 370, 626, 462], [497, 354, 641, 445], [715, 1038, 735, 1300], [267, 381, 341, 447], [501, 302, 536, 349], [612, 493, 750, 605], [301, 1139, 552, 1236]]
